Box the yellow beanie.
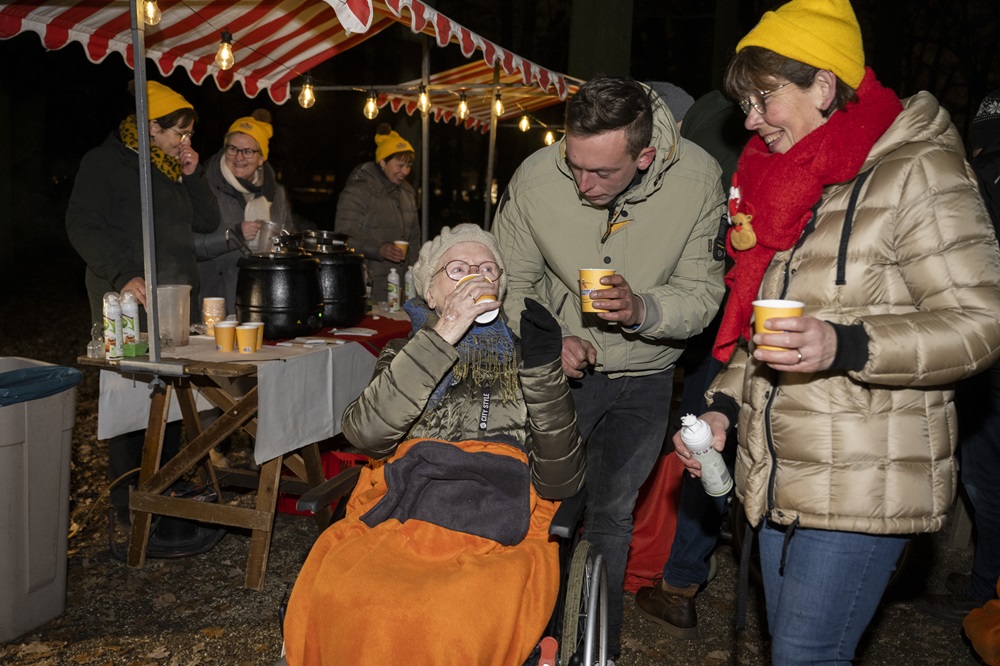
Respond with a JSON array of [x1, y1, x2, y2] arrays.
[[375, 129, 415, 163], [146, 81, 193, 120], [736, 0, 865, 89], [228, 116, 274, 160]]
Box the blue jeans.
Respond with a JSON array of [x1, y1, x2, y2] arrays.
[[758, 521, 908, 665], [573, 367, 673, 655], [956, 361, 1000, 604]]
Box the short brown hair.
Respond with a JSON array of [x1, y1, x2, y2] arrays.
[[565, 77, 653, 159], [723, 46, 858, 119]]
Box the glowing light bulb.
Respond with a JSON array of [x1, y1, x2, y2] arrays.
[[457, 94, 469, 121], [215, 30, 234, 70], [299, 78, 316, 109], [493, 93, 504, 117], [363, 92, 379, 120], [142, 1, 161, 25], [544, 131, 556, 146], [417, 86, 430, 115], [518, 115, 530, 132]]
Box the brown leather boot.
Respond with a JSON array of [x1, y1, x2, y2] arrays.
[[634, 580, 699, 639]]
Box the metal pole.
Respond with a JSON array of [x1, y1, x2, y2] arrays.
[[129, 0, 161, 362], [483, 63, 500, 230], [421, 38, 430, 244]]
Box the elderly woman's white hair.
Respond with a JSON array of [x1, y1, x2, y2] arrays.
[[411, 224, 507, 301]]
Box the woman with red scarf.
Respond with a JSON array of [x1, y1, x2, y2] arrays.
[[670, 0, 1000, 662]]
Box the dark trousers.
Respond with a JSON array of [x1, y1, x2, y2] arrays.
[[108, 421, 183, 511]]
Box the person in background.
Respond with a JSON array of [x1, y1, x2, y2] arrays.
[[916, 88, 1000, 623], [196, 109, 295, 315], [493, 76, 726, 660], [635, 85, 747, 639], [334, 123, 420, 301], [283, 224, 585, 664], [65, 80, 220, 549], [679, 0, 1000, 663]]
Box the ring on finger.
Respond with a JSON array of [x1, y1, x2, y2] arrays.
[[796, 350, 803, 363]]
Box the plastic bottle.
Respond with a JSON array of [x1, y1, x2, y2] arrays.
[[120, 290, 139, 345], [387, 267, 401, 312], [102, 292, 123, 360], [404, 265, 416, 302], [679, 414, 733, 497]]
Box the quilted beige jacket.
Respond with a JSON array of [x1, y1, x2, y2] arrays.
[[709, 92, 1000, 534]]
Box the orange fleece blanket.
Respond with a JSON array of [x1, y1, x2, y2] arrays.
[[284, 437, 561, 665]]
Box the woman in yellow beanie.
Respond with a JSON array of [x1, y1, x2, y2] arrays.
[[196, 108, 302, 314], [334, 122, 420, 301], [669, 0, 1000, 662]]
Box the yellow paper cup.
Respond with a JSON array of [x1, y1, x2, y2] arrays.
[[579, 269, 616, 312], [249, 321, 266, 350], [394, 240, 409, 259], [236, 325, 257, 354], [456, 274, 498, 324], [752, 299, 804, 350], [213, 321, 237, 352]]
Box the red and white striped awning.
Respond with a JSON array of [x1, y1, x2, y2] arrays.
[[0, 0, 575, 107]]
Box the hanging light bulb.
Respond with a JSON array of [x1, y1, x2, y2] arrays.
[[298, 76, 316, 109], [417, 85, 431, 115], [518, 115, 530, 132], [457, 93, 469, 121], [363, 91, 379, 120], [141, 0, 161, 25], [215, 30, 235, 70], [544, 131, 556, 146], [493, 92, 504, 117]]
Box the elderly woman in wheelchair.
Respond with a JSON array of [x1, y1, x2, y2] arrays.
[[283, 224, 588, 665]]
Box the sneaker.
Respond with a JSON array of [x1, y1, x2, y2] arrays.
[[945, 571, 972, 596], [634, 579, 699, 639]]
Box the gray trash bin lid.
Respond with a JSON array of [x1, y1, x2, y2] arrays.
[[0, 366, 82, 407]]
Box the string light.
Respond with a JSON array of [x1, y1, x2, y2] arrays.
[[141, 0, 161, 25], [544, 131, 556, 146], [298, 75, 316, 109], [457, 93, 469, 121], [417, 85, 430, 114], [363, 90, 379, 119], [518, 115, 530, 132], [215, 30, 235, 70], [493, 92, 504, 117]]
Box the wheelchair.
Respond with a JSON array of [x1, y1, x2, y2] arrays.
[[284, 464, 610, 666]]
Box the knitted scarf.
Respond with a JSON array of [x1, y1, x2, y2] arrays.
[[403, 299, 519, 408], [712, 68, 902, 362], [119, 115, 183, 183]]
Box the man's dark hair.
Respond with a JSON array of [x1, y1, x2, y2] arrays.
[[565, 77, 654, 159]]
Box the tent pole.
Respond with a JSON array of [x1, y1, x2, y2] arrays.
[[483, 63, 500, 231], [421, 38, 430, 244], [129, 0, 161, 362]]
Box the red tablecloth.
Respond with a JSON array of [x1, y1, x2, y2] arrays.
[[316, 315, 411, 356]]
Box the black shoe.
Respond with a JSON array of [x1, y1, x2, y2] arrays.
[[913, 592, 980, 623], [635, 579, 699, 639], [946, 571, 972, 596]]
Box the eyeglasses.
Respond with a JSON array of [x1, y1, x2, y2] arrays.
[[738, 82, 791, 116], [225, 144, 261, 159], [433, 260, 503, 282], [166, 126, 194, 142]]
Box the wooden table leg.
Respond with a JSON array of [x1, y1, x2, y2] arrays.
[[128, 382, 171, 568], [245, 454, 283, 591], [175, 383, 222, 500]]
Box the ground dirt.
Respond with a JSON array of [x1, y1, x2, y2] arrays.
[[0, 249, 986, 665]]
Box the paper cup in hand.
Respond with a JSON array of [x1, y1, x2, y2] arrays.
[[579, 269, 616, 312], [214, 321, 237, 352], [457, 274, 498, 324], [752, 299, 804, 350], [393, 240, 409, 259]]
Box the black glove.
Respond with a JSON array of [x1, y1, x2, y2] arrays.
[[520, 298, 563, 369]]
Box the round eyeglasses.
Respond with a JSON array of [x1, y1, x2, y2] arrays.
[[165, 126, 194, 142], [738, 82, 791, 116], [225, 144, 261, 159], [433, 260, 503, 282]]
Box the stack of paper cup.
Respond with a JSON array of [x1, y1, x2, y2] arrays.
[[202, 297, 227, 335]]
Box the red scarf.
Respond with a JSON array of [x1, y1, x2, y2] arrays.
[[712, 68, 902, 362]]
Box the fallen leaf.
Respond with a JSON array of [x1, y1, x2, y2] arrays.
[[147, 645, 170, 659], [19, 642, 53, 655], [200, 627, 225, 639]]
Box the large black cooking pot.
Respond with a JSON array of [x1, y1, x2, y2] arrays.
[[309, 241, 367, 328], [235, 251, 323, 340]]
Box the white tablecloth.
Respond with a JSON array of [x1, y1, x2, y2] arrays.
[[97, 335, 376, 464]]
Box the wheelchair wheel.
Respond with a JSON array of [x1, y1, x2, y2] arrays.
[[559, 540, 609, 665]]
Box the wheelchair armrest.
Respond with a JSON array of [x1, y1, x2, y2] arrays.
[[549, 489, 586, 539], [295, 466, 363, 514]]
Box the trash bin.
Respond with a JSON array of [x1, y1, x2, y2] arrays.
[[0, 358, 82, 642]]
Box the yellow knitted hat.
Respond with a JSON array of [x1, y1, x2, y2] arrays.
[[736, 0, 865, 89], [228, 116, 274, 160], [374, 129, 415, 163], [146, 81, 193, 120]]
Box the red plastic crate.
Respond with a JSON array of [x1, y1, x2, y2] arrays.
[[276, 450, 369, 516]]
